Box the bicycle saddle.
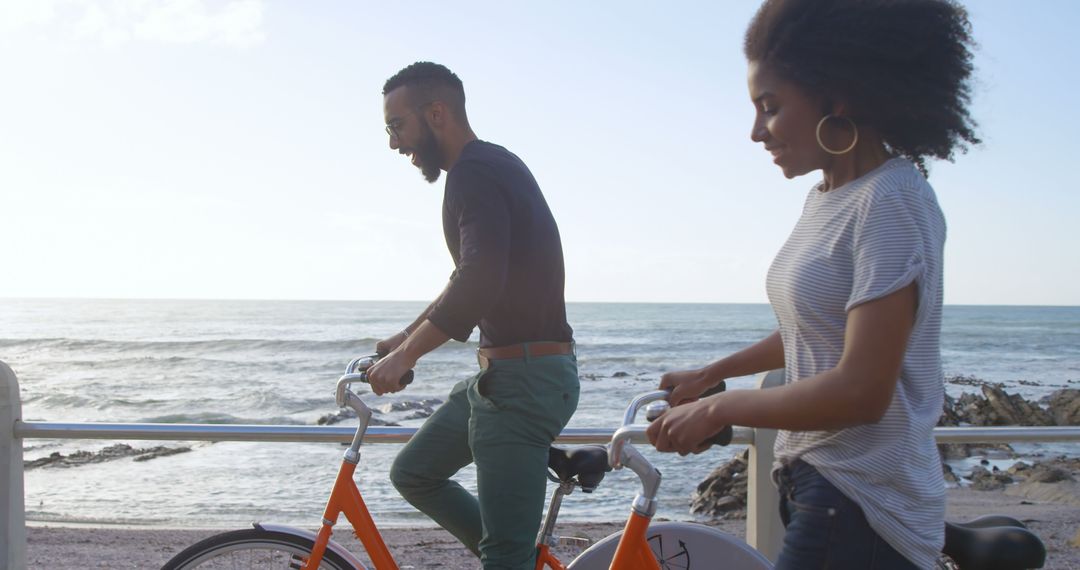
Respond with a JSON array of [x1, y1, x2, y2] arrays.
[[942, 515, 1046, 570], [547, 445, 611, 493]]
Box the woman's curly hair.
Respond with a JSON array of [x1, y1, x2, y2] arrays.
[[744, 0, 980, 173]]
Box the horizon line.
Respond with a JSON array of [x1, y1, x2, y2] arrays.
[[2, 296, 1078, 309]]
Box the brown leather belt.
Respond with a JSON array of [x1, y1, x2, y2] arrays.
[[476, 341, 574, 369]]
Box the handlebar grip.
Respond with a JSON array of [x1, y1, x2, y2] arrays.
[[658, 381, 731, 447], [700, 381, 730, 446], [707, 425, 734, 447], [700, 380, 726, 398], [359, 369, 414, 387]]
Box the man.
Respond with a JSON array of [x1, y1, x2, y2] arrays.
[[365, 61, 579, 570]]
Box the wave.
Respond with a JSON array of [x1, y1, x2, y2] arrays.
[[22, 393, 95, 408], [136, 412, 308, 425], [24, 511, 173, 526]]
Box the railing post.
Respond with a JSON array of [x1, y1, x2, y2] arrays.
[[2, 361, 27, 569], [747, 368, 785, 563]]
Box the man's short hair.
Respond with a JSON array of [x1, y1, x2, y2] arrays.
[[383, 62, 467, 121]]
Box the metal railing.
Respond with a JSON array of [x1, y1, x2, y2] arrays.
[[4, 361, 1079, 569]]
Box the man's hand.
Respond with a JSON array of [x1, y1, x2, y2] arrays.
[[660, 368, 720, 407], [375, 330, 409, 357], [365, 350, 416, 396], [646, 396, 725, 456]]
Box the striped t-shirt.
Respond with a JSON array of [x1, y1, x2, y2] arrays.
[[766, 158, 947, 568]]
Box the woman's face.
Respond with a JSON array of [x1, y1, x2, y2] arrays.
[[747, 61, 830, 179]]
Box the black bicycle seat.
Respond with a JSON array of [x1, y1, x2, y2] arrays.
[[943, 516, 1046, 570], [547, 445, 611, 492]]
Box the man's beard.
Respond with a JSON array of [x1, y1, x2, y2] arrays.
[[414, 122, 443, 183]]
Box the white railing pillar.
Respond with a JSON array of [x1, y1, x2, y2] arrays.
[[1, 361, 27, 569], [747, 369, 785, 562]]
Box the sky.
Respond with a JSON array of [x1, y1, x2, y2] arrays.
[[1, 0, 1077, 306]]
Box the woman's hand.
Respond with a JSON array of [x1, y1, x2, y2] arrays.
[[660, 368, 721, 406], [647, 396, 725, 455]]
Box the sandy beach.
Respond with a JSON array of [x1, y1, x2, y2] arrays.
[[24, 487, 1080, 569]]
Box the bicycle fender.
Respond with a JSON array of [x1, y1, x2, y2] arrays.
[[567, 521, 773, 570], [255, 523, 369, 570]]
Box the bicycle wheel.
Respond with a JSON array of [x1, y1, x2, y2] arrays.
[[567, 521, 773, 570], [162, 527, 357, 570]]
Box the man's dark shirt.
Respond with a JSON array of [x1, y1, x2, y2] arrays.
[[426, 140, 573, 348]]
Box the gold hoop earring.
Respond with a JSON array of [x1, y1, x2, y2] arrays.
[[816, 115, 858, 155]]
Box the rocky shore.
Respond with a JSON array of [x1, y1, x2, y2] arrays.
[[692, 379, 1080, 519]]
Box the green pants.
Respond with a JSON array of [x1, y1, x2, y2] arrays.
[[389, 351, 579, 570]]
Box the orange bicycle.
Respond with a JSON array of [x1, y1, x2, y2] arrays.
[[162, 356, 769, 569], [163, 357, 1046, 569]]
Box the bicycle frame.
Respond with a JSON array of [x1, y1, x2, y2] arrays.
[[535, 545, 566, 570], [304, 459, 396, 570], [300, 360, 399, 570], [607, 512, 661, 569]]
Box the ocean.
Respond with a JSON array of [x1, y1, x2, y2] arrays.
[[2, 299, 1078, 528]]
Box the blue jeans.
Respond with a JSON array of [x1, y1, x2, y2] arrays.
[[774, 460, 919, 570]]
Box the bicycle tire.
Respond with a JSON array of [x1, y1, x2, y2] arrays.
[[567, 521, 773, 570], [162, 527, 358, 570]]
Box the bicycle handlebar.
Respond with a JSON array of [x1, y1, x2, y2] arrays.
[[336, 355, 414, 408], [346, 354, 414, 386], [609, 380, 734, 469], [648, 382, 733, 447]]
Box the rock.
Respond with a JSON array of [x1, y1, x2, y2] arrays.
[[23, 443, 192, 469], [946, 374, 988, 387], [980, 384, 1055, 426], [318, 398, 443, 426], [942, 462, 959, 484], [378, 398, 442, 414], [939, 394, 964, 426], [990, 457, 1080, 506], [318, 409, 356, 425], [133, 447, 191, 462], [317, 408, 398, 426], [1004, 480, 1080, 507], [24, 452, 64, 469], [941, 383, 1055, 428], [1007, 461, 1033, 478], [612, 371, 630, 378], [1071, 528, 1080, 548], [966, 466, 1012, 491], [1045, 389, 1080, 425], [938, 442, 1015, 461], [690, 449, 749, 519], [1025, 464, 1074, 484]]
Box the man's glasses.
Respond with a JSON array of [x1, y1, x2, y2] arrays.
[[384, 101, 436, 139]]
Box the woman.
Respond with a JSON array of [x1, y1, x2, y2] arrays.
[[646, 1, 978, 568]]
